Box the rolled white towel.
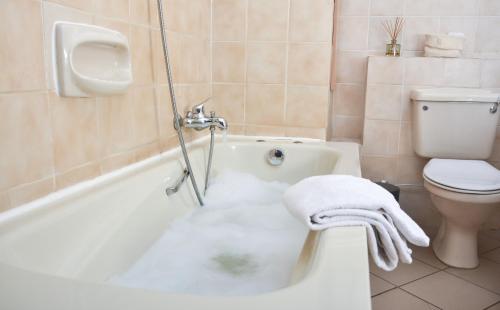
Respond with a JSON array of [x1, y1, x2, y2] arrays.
[[283, 175, 430, 271], [425, 34, 464, 50], [424, 46, 461, 58]]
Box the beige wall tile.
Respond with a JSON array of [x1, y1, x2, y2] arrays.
[[247, 43, 286, 84], [288, 43, 331, 86], [94, 17, 131, 37], [331, 116, 364, 140], [97, 93, 135, 156], [367, 56, 404, 85], [336, 52, 368, 84], [245, 125, 286, 137], [439, 17, 478, 56], [334, 84, 365, 117], [405, 57, 445, 86], [0, 92, 53, 191], [285, 86, 329, 128], [94, 0, 129, 20], [45, 0, 93, 11], [481, 59, 500, 88], [100, 151, 137, 173], [438, 0, 480, 16], [8, 177, 54, 207], [368, 17, 393, 52], [132, 87, 159, 145], [0, 192, 11, 213], [155, 85, 176, 140], [290, 0, 333, 42], [403, 17, 440, 51], [365, 85, 402, 121], [337, 17, 369, 51], [55, 162, 101, 190], [443, 58, 481, 88], [50, 93, 100, 173], [213, 43, 246, 83], [338, 0, 370, 16], [285, 127, 326, 140], [396, 156, 427, 185], [131, 25, 154, 86], [130, 0, 151, 25], [248, 0, 288, 41], [476, 18, 500, 54], [370, 0, 405, 16], [151, 29, 169, 84], [42, 1, 93, 90], [0, 0, 45, 92], [405, 0, 439, 16], [135, 142, 161, 161], [362, 119, 400, 156], [211, 84, 245, 124], [361, 155, 398, 183], [213, 0, 246, 41], [480, 0, 500, 15], [246, 84, 285, 126], [398, 121, 416, 156]]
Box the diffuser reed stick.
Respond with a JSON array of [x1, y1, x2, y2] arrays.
[[382, 17, 405, 56]]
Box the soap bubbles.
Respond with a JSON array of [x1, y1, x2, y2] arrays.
[[110, 171, 308, 296]]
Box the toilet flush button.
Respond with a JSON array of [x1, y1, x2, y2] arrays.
[[422, 105, 429, 111]]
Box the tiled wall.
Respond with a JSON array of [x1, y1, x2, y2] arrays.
[[0, 0, 211, 211], [209, 0, 334, 139], [361, 56, 500, 185], [331, 0, 500, 141]]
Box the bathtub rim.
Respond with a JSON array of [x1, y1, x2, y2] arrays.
[[0, 135, 360, 225]]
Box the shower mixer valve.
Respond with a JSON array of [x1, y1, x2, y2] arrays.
[[179, 99, 228, 131]]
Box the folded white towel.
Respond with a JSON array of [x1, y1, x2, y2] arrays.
[[424, 46, 461, 58], [425, 34, 464, 50], [283, 175, 430, 271]]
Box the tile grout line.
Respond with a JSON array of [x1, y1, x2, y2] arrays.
[[441, 268, 500, 298]]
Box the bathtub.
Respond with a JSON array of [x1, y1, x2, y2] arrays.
[[0, 136, 370, 310]]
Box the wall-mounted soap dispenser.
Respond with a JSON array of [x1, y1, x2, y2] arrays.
[[52, 22, 133, 97]]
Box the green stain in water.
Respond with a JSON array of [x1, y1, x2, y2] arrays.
[[212, 253, 258, 276]]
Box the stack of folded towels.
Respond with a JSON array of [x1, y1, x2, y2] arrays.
[[424, 33, 465, 58], [283, 175, 430, 271]]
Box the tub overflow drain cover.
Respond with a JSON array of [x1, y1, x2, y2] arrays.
[[267, 148, 285, 166]]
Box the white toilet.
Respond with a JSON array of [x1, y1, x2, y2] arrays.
[[411, 88, 500, 268]]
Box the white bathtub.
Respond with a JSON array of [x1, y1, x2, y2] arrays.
[[0, 136, 370, 310]]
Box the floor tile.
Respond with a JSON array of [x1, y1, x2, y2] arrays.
[[370, 274, 395, 296], [402, 271, 500, 310], [412, 246, 447, 270], [481, 229, 500, 241], [486, 302, 500, 310], [483, 248, 500, 264], [372, 288, 439, 310], [446, 258, 500, 294], [370, 259, 438, 286], [478, 234, 500, 254]]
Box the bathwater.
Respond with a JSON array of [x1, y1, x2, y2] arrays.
[[110, 171, 308, 296]]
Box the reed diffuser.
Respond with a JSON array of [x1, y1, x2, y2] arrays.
[[382, 17, 404, 56]]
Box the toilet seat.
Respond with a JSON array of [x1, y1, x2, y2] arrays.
[[423, 159, 500, 195]]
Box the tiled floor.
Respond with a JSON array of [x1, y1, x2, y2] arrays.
[[370, 187, 500, 310]]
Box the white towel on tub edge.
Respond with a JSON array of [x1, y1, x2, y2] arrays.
[[283, 174, 430, 271]]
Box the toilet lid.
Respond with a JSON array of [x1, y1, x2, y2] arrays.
[[424, 159, 500, 192]]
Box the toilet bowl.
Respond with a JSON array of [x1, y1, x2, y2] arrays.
[[410, 88, 500, 268], [422, 159, 500, 268]]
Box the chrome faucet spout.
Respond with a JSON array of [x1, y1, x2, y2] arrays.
[[181, 101, 228, 131]]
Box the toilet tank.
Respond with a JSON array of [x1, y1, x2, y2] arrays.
[[411, 88, 500, 159]]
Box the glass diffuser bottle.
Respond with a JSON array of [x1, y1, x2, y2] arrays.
[[383, 17, 404, 57]]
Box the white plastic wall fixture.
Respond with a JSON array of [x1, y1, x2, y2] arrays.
[[52, 22, 133, 97]]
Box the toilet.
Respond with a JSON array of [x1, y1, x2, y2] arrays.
[[411, 88, 500, 268]]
